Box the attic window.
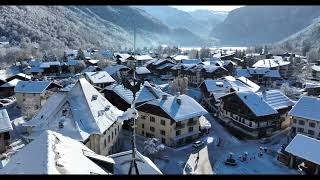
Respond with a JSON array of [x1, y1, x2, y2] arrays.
[[92, 95, 98, 101]]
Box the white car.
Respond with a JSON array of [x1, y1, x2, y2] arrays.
[[192, 140, 204, 148]]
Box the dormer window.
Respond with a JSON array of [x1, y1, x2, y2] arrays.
[[92, 95, 98, 101]]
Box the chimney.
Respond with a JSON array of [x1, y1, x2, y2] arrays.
[[162, 94, 167, 100], [244, 95, 247, 99]]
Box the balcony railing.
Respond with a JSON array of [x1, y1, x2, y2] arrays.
[[175, 123, 185, 130], [187, 120, 197, 126]]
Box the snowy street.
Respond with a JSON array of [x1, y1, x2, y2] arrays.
[[121, 112, 299, 174]]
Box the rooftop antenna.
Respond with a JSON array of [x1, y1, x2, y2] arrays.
[[128, 22, 140, 175]]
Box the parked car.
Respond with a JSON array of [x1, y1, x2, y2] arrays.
[[192, 140, 204, 148], [259, 138, 271, 144]]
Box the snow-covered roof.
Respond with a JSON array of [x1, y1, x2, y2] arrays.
[[236, 68, 280, 78], [135, 67, 151, 75], [15, 81, 52, 94], [237, 77, 260, 92], [0, 130, 113, 174], [30, 66, 44, 73], [311, 65, 320, 72], [65, 60, 81, 66], [201, 76, 259, 94], [108, 150, 162, 175], [24, 78, 123, 142], [0, 79, 21, 88], [81, 66, 99, 73], [148, 94, 208, 122], [257, 90, 295, 110], [87, 60, 100, 65], [235, 91, 278, 117], [173, 55, 189, 61], [105, 82, 159, 105], [7, 73, 32, 81], [85, 71, 115, 84], [0, 109, 12, 133], [288, 96, 320, 122], [285, 134, 320, 165], [29, 59, 42, 67], [40, 61, 61, 68], [156, 63, 175, 70], [181, 59, 202, 65], [133, 55, 153, 61], [252, 59, 290, 68], [103, 65, 130, 76]]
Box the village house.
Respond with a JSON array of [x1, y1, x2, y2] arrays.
[[114, 53, 131, 65], [130, 67, 152, 81], [172, 62, 229, 87], [23, 78, 123, 156], [219, 91, 279, 138], [236, 67, 281, 87], [288, 96, 320, 139], [0, 109, 12, 154], [284, 134, 320, 174], [136, 94, 208, 146], [103, 64, 130, 82], [172, 55, 189, 63], [40, 61, 62, 75], [252, 58, 292, 79], [146, 59, 176, 78], [15, 80, 62, 120], [199, 76, 260, 115], [102, 81, 160, 130], [0, 129, 162, 174], [311, 61, 320, 80], [126, 54, 153, 67], [257, 89, 295, 129], [81, 66, 102, 74], [84, 71, 115, 89], [85, 60, 100, 67], [0, 130, 115, 174], [0, 73, 32, 97]]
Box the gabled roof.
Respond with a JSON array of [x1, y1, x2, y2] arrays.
[[30, 66, 44, 73], [131, 55, 153, 61], [135, 67, 151, 75], [87, 60, 100, 65], [0, 130, 112, 174], [236, 68, 281, 78], [108, 150, 162, 175], [6, 73, 31, 82], [288, 96, 320, 122], [81, 66, 99, 73], [311, 65, 320, 72], [85, 71, 115, 84], [24, 78, 123, 142], [103, 65, 130, 76], [0, 79, 21, 88], [105, 82, 159, 105], [0, 109, 12, 133], [147, 94, 208, 122], [65, 60, 81, 66], [40, 61, 61, 68], [181, 59, 202, 65], [285, 134, 320, 165], [173, 55, 189, 61], [237, 77, 260, 92], [231, 91, 278, 117], [252, 59, 290, 68], [257, 90, 294, 110], [15, 81, 59, 94]]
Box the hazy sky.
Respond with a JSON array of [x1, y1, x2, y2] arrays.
[[171, 6, 243, 12]]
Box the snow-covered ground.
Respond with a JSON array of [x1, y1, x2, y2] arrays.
[[121, 113, 299, 174]]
